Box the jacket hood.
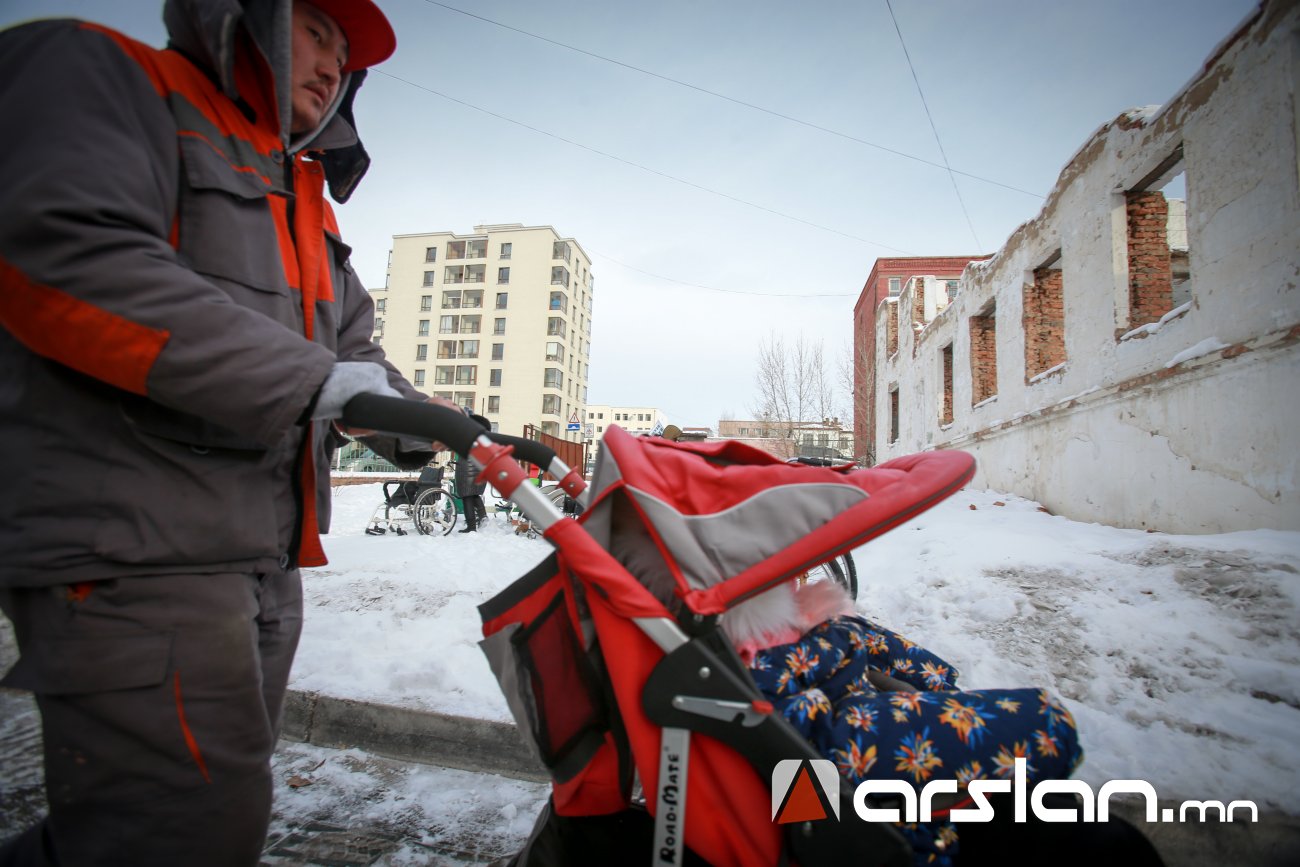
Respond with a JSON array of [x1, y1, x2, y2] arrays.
[[162, 0, 374, 202]]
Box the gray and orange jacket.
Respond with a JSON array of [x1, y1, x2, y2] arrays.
[[0, 0, 427, 587]]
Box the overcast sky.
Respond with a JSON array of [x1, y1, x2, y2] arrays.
[[1, 0, 1261, 426]]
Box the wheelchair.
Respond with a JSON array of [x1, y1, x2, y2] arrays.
[[364, 465, 458, 536]]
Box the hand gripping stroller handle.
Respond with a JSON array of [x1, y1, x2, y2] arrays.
[[340, 395, 564, 471], [341, 394, 486, 458]]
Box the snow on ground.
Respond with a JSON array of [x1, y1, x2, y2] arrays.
[[299, 483, 1300, 812]]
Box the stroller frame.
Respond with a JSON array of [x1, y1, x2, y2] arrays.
[[342, 396, 974, 867]]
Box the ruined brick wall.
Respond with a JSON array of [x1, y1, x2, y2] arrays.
[[970, 309, 998, 404], [1024, 266, 1066, 379], [940, 343, 954, 425], [1126, 191, 1173, 328], [911, 278, 926, 333], [886, 306, 899, 358]]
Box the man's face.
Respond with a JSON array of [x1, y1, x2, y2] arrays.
[[289, 1, 349, 134]]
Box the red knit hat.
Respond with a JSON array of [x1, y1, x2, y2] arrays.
[[305, 0, 397, 72]]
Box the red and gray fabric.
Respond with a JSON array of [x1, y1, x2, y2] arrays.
[[0, 0, 427, 588]]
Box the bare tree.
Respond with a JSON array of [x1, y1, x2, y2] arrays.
[[751, 332, 840, 436]]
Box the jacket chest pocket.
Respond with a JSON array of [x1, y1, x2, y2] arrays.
[[176, 135, 297, 324]]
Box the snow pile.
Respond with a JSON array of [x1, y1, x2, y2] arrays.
[[300, 484, 1300, 811]]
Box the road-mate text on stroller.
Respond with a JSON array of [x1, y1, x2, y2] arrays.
[[340, 396, 1162, 867]]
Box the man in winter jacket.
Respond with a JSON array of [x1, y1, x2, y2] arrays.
[[0, 1, 430, 863]]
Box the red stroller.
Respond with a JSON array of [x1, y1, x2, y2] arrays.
[[343, 397, 975, 866], [341, 397, 1158, 867]]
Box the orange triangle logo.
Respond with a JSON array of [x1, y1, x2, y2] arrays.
[[776, 766, 828, 824]]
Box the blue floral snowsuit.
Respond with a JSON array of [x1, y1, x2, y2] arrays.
[[748, 616, 1083, 865]]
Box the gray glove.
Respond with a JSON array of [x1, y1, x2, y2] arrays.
[[312, 361, 402, 420]]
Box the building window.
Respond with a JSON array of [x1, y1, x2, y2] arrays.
[[545, 341, 565, 363], [462, 289, 483, 309], [499, 242, 511, 259], [945, 279, 959, 300], [413, 369, 426, 387], [1024, 251, 1066, 382], [415, 344, 428, 361], [491, 343, 504, 361], [542, 394, 561, 416], [423, 271, 435, 287], [455, 392, 475, 412], [437, 340, 457, 359], [440, 315, 457, 334], [455, 365, 477, 385], [424, 247, 436, 263], [547, 317, 566, 338], [461, 314, 481, 334], [418, 320, 430, 336], [940, 343, 954, 426], [487, 395, 500, 413], [420, 295, 433, 312], [447, 240, 465, 260], [494, 317, 506, 335], [549, 291, 568, 313], [498, 267, 510, 284], [375, 298, 386, 313], [888, 277, 902, 297], [489, 368, 502, 387], [551, 266, 570, 287], [435, 366, 454, 385], [458, 340, 479, 358], [495, 292, 508, 310], [371, 336, 381, 346], [889, 386, 899, 444], [552, 241, 571, 262], [1123, 147, 1190, 332], [544, 368, 563, 388], [444, 266, 464, 285], [970, 302, 998, 405], [442, 291, 461, 309]]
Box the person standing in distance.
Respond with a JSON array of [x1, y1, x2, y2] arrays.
[[0, 2, 440, 864]]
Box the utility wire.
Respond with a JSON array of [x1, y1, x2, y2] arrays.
[[589, 249, 857, 298], [375, 69, 914, 255], [884, 0, 982, 250], [420, 0, 1043, 200]]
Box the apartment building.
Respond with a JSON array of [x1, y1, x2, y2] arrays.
[[586, 404, 668, 441], [372, 224, 594, 442]]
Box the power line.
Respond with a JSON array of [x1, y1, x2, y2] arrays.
[[884, 0, 982, 251], [374, 69, 914, 255], [589, 249, 857, 299], [419, 0, 1043, 200]]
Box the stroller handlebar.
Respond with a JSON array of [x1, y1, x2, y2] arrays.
[[340, 394, 563, 473]]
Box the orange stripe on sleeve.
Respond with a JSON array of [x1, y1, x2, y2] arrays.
[[0, 255, 169, 395]]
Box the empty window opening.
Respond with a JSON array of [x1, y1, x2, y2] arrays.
[[940, 343, 954, 426], [889, 386, 900, 444], [1125, 147, 1190, 329], [1024, 251, 1066, 382], [970, 303, 998, 405]]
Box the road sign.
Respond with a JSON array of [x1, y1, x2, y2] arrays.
[[567, 409, 581, 431]]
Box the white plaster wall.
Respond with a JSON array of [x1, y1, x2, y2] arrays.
[[874, 0, 1300, 533]]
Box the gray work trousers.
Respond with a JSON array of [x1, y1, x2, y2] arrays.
[[0, 570, 303, 866]]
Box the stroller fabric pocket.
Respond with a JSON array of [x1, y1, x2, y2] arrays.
[[479, 554, 614, 786]]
